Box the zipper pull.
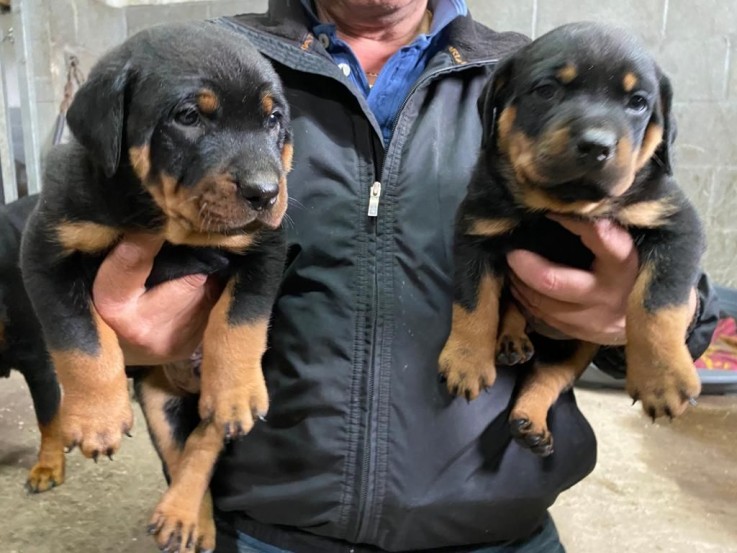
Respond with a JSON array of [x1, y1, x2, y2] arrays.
[[367, 181, 382, 217]]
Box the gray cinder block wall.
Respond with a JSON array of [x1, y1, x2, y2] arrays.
[[31, 0, 737, 286]]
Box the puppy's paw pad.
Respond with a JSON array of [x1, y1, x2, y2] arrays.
[[509, 416, 554, 457], [496, 333, 534, 366]]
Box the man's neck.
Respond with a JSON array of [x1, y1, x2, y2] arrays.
[[315, 1, 431, 76]]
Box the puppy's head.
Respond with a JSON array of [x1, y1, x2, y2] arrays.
[[67, 22, 292, 235], [478, 22, 674, 214]]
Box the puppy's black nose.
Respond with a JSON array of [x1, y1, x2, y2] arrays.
[[241, 181, 279, 211], [577, 129, 617, 166]]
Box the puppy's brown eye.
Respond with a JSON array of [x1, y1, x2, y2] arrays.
[[533, 83, 557, 100], [267, 111, 282, 130], [175, 107, 200, 126], [627, 94, 648, 113]]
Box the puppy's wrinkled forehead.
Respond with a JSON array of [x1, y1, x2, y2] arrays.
[[515, 23, 659, 94], [130, 22, 283, 99]]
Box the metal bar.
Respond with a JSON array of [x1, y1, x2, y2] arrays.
[[0, 26, 17, 203], [13, 0, 41, 195]]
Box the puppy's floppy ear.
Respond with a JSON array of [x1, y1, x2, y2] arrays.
[[478, 54, 515, 150], [66, 50, 134, 178], [652, 66, 676, 175]]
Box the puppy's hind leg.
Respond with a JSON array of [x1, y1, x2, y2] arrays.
[[22, 356, 65, 493], [496, 298, 534, 366], [134, 367, 218, 553], [509, 339, 598, 457]]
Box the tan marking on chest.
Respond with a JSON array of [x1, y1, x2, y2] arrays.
[[615, 199, 677, 228], [56, 221, 121, 254]]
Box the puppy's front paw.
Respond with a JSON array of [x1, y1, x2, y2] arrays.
[[199, 370, 269, 439], [439, 337, 496, 401], [626, 344, 701, 420], [61, 382, 133, 460]]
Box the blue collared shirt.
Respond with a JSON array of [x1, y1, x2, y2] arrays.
[[301, 0, 467, 145]]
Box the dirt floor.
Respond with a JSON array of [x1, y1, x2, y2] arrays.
[[1, 371, 736, 553]]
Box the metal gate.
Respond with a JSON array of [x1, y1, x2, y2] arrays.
[[0, 0, 48, 206]]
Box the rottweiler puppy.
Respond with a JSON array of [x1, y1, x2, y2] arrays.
[[20, 22, 292, 552], [0, 195, 64, 493], [439, 22, 705, 456]]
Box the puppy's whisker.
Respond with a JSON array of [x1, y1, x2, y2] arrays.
[[287, 197, 305, 210]]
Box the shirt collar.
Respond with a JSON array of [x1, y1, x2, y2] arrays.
[[300, 0, 467, 41]]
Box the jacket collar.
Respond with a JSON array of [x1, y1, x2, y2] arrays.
[[225, 0, 528, 66]]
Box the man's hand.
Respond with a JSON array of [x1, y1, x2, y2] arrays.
[[506, 216, 639, 346], [93, 233, 222, 365]]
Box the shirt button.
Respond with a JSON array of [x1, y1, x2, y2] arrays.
[[318, 33, 330, 48], [338, 63, 351, 77]]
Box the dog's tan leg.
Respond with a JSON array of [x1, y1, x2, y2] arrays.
[[136, 368, 218, 553], [625, 264, 701, 419], [26, 414, 65, 493], [509, 341, 599, 456], [198, 279, 270, 438], [439, 273, 503, 400], [150, 421, 222, 553], [50, 306, 132, 460]]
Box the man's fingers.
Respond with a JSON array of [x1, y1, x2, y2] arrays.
[[94, 233, 165, 306], [143, 273, 210, 305], [547, 215, 635, 265], [507, 249, 598, 302], [511, 275, 628, 345]]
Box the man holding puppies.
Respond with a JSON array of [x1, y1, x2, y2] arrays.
[[12, 0, 721, 551]]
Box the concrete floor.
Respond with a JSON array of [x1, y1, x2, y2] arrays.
[[1, 371, 736, 553]]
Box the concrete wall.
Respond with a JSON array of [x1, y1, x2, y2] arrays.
[[27, 0, 737, 285]]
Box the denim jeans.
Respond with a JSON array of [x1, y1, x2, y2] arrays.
[[230, 515, 565, 553]]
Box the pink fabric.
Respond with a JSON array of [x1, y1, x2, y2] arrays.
[[695, 317, 737, 371]]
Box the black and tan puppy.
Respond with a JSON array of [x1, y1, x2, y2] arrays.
[[0, 195, 65, 493], [20, 22, 292, 552], [439, 22, 704, 456]]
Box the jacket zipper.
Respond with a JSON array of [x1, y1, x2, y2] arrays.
[[351, 58, 499, 544], [352, 128, 384, 544], [367, 181, 382, 217]]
